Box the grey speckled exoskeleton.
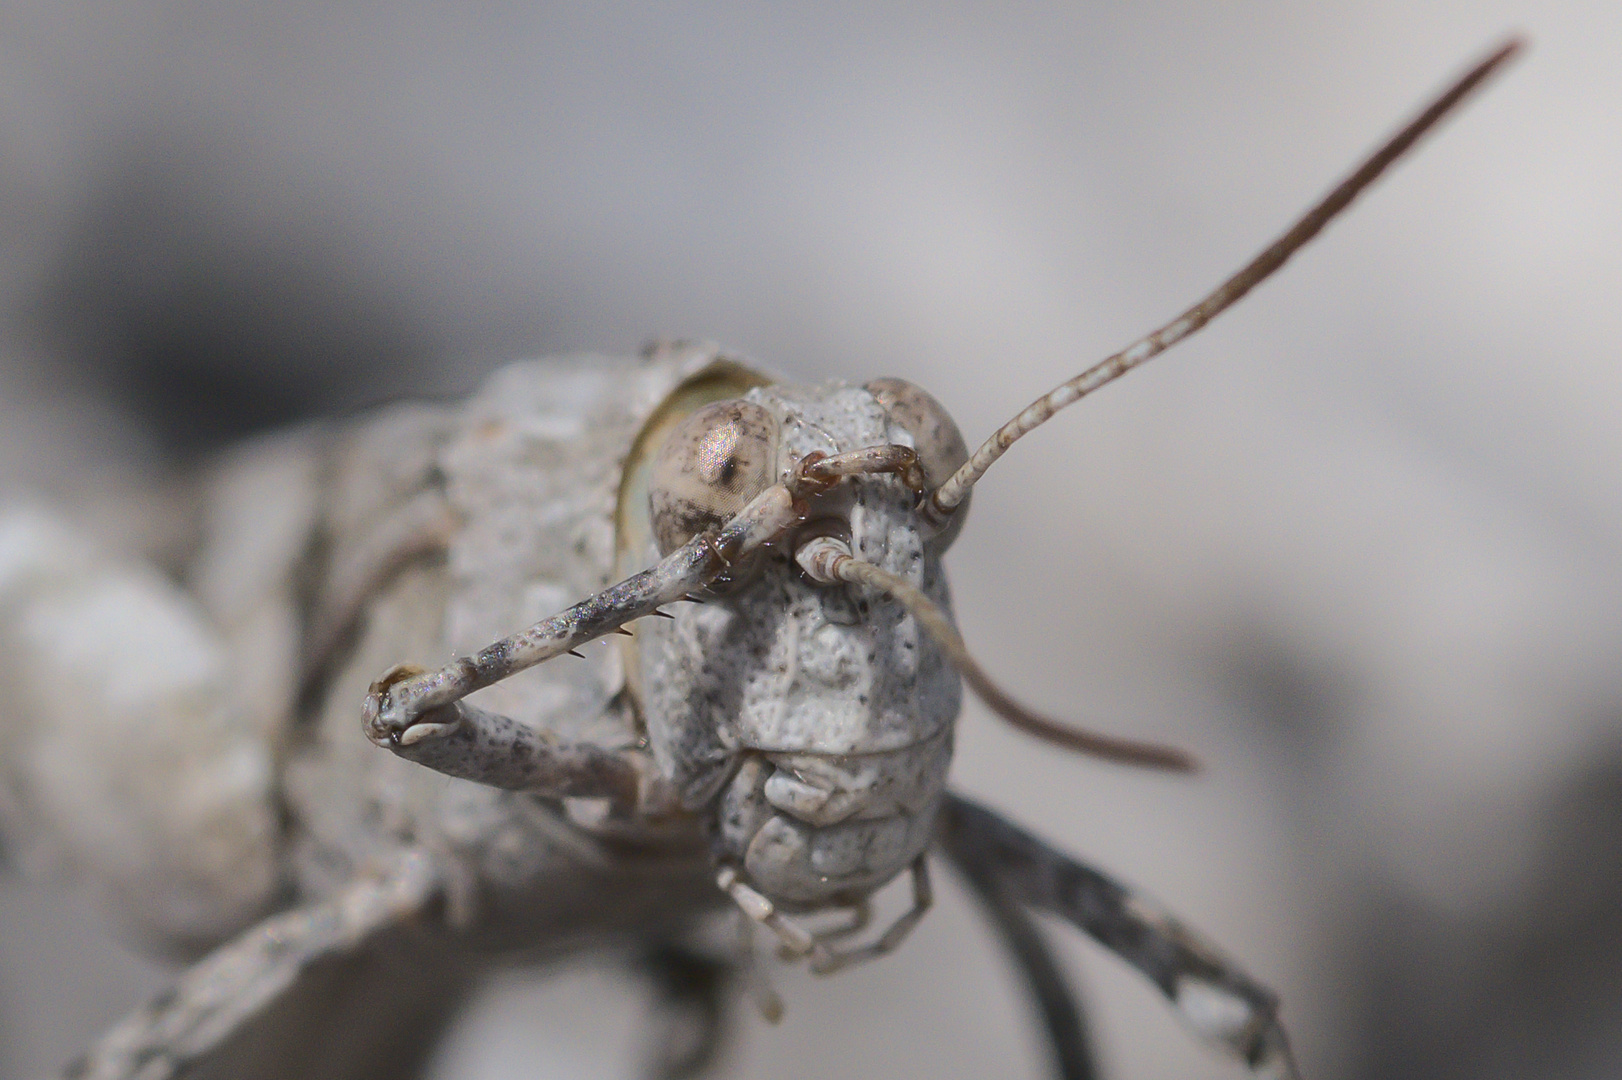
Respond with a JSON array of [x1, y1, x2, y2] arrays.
[[0, 40, 1520, 1080]]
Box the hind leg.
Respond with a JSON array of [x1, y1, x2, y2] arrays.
[[939, 793, 1299, 1079], [638, 944, 734, 1080], [941, 822, 1097, 1080], [186, 927, 474, 1080], [66, 852, 454, 1080]]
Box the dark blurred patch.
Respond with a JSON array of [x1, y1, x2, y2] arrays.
[[27, 136, 450, 457], [636, 943, 733, 1080], [1214, 620, 1354, 764], [1353, 749, 1622, 1080]]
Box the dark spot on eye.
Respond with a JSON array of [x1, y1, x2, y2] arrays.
[[649, 399, 776, 554], [683, 505, 726, 531], [697, 421, 746, 486]]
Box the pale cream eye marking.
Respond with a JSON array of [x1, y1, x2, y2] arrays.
[[648, 399, 778, 556]]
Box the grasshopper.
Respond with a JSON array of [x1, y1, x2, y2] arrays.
[[0, 39, 1518, 1080]]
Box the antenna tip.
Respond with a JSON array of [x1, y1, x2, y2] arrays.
[[1491, 35, 1530, 64], [1144, 746, 1202, 774]]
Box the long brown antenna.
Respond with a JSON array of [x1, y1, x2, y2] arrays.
[[924, 37, 1525, 525]]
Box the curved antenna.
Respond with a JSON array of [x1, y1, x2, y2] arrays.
[[925, 37, 1524, 526], [797, 537, 1197, 771]]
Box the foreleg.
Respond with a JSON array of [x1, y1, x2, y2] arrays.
[[363, 665, 674, 814], [939, 794, 1299, 1079]]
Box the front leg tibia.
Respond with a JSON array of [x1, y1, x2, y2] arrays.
[[364, 670, 667, 812]]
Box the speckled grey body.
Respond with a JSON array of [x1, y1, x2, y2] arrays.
[[287, 347, 738, 935], [0, 342, 1300, 1080]]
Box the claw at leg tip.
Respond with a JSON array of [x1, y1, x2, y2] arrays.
[[397, 720, 460, 747]]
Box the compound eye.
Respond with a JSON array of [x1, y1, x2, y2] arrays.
[[866, 378, 970, 549], [864, 378, 968, 490], [648, 399, 778, 556]]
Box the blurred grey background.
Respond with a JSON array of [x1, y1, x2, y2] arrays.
[[0, 3, 1618, 1079]]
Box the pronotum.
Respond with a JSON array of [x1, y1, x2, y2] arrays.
[[0, 38, 1518, 1080]]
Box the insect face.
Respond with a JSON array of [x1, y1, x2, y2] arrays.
[[635, 379, 967, 905]]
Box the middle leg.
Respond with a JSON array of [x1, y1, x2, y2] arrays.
[[716, 857, 931, 976]]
